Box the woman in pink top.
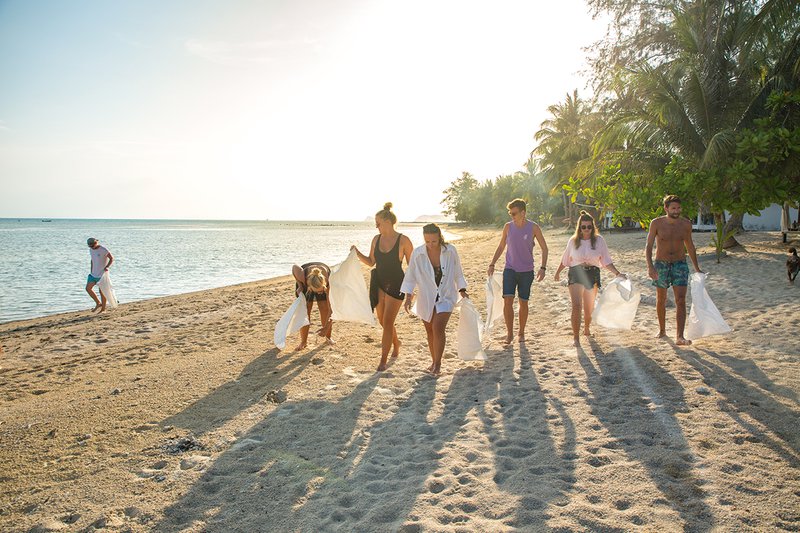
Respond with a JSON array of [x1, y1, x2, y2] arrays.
[[554, 211, 623, 346]]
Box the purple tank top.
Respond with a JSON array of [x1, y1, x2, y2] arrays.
[[505, 220, 535, 272]]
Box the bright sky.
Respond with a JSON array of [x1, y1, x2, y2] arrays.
[[0, 0, 606, 221]]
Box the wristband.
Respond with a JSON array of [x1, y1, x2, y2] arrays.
[[539, 266, 547, 270]]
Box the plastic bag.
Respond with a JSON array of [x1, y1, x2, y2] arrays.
[[274, 294, 310, 349], [483, 273, 505, 334], [457, 298, 487, 361], [329, 249, 377, 326], [97, 271, 119, 309], [593, 276, 640, 330], [685, 272, 731, 340]]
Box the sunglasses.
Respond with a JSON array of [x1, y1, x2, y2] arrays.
[[580, 224, 593, 229]]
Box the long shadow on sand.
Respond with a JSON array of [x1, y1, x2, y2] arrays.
[[578, 339, 714, 532], [161, 346, 321, 436], [155, 344, 575, 531], [678, 346, 800, 465]]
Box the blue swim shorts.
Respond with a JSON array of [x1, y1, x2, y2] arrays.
[[503, 268, 535, 300], [87, 274, 102, 284], [652, 259, 689, 289]]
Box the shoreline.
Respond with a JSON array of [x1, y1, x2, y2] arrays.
[[1, 228, 798, 531]]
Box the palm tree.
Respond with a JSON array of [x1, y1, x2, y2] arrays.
[[533, 90, 597, 223]]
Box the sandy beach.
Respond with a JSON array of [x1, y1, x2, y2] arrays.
[[1, 227, 799, 532]]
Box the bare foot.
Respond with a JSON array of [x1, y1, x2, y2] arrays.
[[517, 334, 526, 343], [294, 342, 307, 351], [583, 328, 592, 336], [656, 331, 667, 339], [97, 306, 106, 314], [573, 337, 581, 347], [427, 363, 434, 373], [91, 304, 101, 312], [676, 337, 693, 346], [503, 334, 513, 345], [391, 341, 401, 358], [428, 366, 441, 377], [376, 363, 387, 372], [324, 337, 335, 346]]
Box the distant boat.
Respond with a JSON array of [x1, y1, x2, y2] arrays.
[[41, 219, 52, 222]]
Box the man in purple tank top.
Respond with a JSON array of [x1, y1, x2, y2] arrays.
[[487, 198, 549, 344]]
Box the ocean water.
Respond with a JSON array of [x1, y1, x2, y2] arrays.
[[0, 219, 457, 324]]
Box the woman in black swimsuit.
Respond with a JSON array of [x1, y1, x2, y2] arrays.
[[291, 262, 332, 351], [352, 202, 413, 371]]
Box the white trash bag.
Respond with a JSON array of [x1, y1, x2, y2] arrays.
[[457, 298, 487, 361], [274, 294, 310, 350], [593, 276, 640, 330], [97, 271, 119, 309], [686, 272, 731, 340], [329, 249, 377, 326], [483, 273, 505, 334]]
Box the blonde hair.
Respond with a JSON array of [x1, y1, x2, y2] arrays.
[[572, 210, 599, 249], [507, 198, 526, 212], [307, 267, 327, 292], [375, 202, 397, 225]]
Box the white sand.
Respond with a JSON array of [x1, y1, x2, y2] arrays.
[[1, 228, 798, 532]]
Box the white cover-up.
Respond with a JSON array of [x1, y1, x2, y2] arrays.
[[400, 244, 467, 323]]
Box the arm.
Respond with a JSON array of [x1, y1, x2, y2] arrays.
[[292, 265, 306, 295], [104, 252, 114, 270], [646, 219, 658, 280], [684, 221, 702, 273], [597, 236, 622, 276], [351, 236, 377, 267], [400, 235, 414, 266], [487, 224, 509, 276], [533, 224, 548, 282], [401, 252, 419, 313], [452, 246, 468, 298], [554, 238, 571, 282]]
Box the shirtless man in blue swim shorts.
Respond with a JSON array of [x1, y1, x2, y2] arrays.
[[646, 195, 702, 345]]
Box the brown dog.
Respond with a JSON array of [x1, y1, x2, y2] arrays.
[[788, 247, 800, 282]]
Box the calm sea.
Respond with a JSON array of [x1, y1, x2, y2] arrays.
[[0, 219, 457, 324]]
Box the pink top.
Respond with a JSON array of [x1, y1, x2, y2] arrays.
[[560, 235, 613, 268]]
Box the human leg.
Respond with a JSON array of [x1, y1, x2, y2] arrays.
[[516, 270, 535, 341], [655, 287, 667, 337], [317, 299, 333, 342], [673, 285, 691, 345], [502, 296, 515, 344], [430, 310, 451, 375], [422, 319, 435, 371], [568, 284, 584, 346], [377, 291, 402, 370], [86, 281, 101, 311], [583, 286, 598, 336], [295, 301, 314, 351]]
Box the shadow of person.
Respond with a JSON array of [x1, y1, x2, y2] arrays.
[[161, 346, 322, 437], [678, 346, 800, 464], [472, 342, 577, 528], [578, 339, 714, 531], [156, 375, 381, 532]]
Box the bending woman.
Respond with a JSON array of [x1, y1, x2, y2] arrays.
[[292, 262, 332, 351], [401, 224, 468, 376], [352, 202, 413, 371], [554, 211, 623, 347]]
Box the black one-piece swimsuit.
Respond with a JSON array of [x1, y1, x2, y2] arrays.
[[369, 234, 405, 309]]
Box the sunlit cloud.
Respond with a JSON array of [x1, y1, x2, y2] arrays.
[[0, 120, 10, 132], [185, 38, 318, 66]]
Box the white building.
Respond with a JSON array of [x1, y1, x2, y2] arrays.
[[691, 203, 799, 231]]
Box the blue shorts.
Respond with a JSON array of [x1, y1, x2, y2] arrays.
[[87, 274, 102, 284], [503, 268, 535, 300]]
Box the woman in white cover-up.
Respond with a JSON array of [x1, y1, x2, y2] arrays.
[[401, 224, 468, 376]]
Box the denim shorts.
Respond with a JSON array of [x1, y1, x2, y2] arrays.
[[568, 265, 601, 290], [503, 268, 535, 300]]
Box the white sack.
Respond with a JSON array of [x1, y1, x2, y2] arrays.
[[593, 276, 640, 330], [483, 273, 505, 334], [457, 298, 487, 361], [329, 249, 377, 326], [97, 271, 119, 309], [686, 272, 731, 340], [274, 294, 310, 350]]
